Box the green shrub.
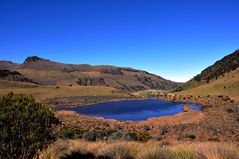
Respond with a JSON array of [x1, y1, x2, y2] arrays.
[[57, 127, 81, 139], [108, 131, 132, 141], [0, 93, 55, 159], [188, 134, 196, 140], [136, 131, 151, 141], [81, 130, 106, 141], [82, 131, 98, 141], [226, 108, 234, 113]]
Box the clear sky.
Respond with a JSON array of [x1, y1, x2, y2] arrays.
[[0, 0, 238, 82]]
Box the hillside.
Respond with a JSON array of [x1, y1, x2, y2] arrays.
[[0, 56, 181, 92], [175, 50, 239, 96], [0, 69, 38, 84]]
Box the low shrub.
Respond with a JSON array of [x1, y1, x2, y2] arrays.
[[82, 130, 106, 141], [82, 131, 98, 141], [108, 131, 132, 141], [136, 131, 151, 141], [226, 108, 234, 113], [188, 134, 196, 140], [57, 127, 81, 139]]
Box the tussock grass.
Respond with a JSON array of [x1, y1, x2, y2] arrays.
[[193, 142, 239, 159], [137, 147, 173, 159], [38, 140, 239, 159], [171, 146, 194, 159], [97, 143, 134, 159]]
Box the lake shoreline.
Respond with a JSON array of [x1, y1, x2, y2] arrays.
[[55, 103, 203, 125]]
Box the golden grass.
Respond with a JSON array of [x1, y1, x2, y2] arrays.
[[0, 84, 128, 100], [177, 68, 239, 97], [38, 140, 239, 159], [193, 142, 239, 159]]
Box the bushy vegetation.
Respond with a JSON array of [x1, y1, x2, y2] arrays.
[[0, 93, 55, 159], [109, 131, 133, 141], [57, 127, 81, 139], [82, 130, 105, 141], [56, 128, 149, 142]]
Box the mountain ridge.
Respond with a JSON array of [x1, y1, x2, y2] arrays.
[[0, 56, 182, 92]]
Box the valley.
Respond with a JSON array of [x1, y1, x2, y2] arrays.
[[1, 50, 239, 159]]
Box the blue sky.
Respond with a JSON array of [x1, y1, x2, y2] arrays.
[[0, 0, 238, 82]]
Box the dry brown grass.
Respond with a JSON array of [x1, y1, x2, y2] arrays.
[[193, 142, 239, 159], [137, 147, 173, 159], [97, 143, 134, 159], [38, 140, 239, 159]]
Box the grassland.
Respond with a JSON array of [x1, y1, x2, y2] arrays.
[[176, 68, 239, 97], [0, 80, 129, 100], [39, 139, 239, 159]]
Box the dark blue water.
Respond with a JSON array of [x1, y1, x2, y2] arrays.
[[58, 100, 201, 121]]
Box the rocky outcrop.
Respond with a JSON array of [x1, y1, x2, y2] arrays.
[[0, 69, 38, 84]]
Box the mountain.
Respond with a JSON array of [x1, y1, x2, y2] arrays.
[[175, 49, 239, 96], [0, 56, 181, 92]]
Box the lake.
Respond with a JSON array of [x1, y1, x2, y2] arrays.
[[57, 99, 201, 121]]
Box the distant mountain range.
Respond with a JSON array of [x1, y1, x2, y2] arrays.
[[0, 56, 181, 92], [175, 49, 239, 96]]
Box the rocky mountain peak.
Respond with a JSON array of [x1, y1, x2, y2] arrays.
[[24, 56, 47, 63]]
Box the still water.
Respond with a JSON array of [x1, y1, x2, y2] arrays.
[[58, 99, 201, 121]]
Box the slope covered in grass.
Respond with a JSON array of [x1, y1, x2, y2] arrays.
[[175, 50, 239, 96], [177, 68, 239, 96], [0, 85, 129, 100]]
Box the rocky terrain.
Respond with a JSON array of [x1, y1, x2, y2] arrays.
[[0, 56, 181, 92]]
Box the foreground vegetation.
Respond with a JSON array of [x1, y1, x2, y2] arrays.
[[39, 139, 239, 159], [0, 93, 238, 159], [0, 93, 56, 159]]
